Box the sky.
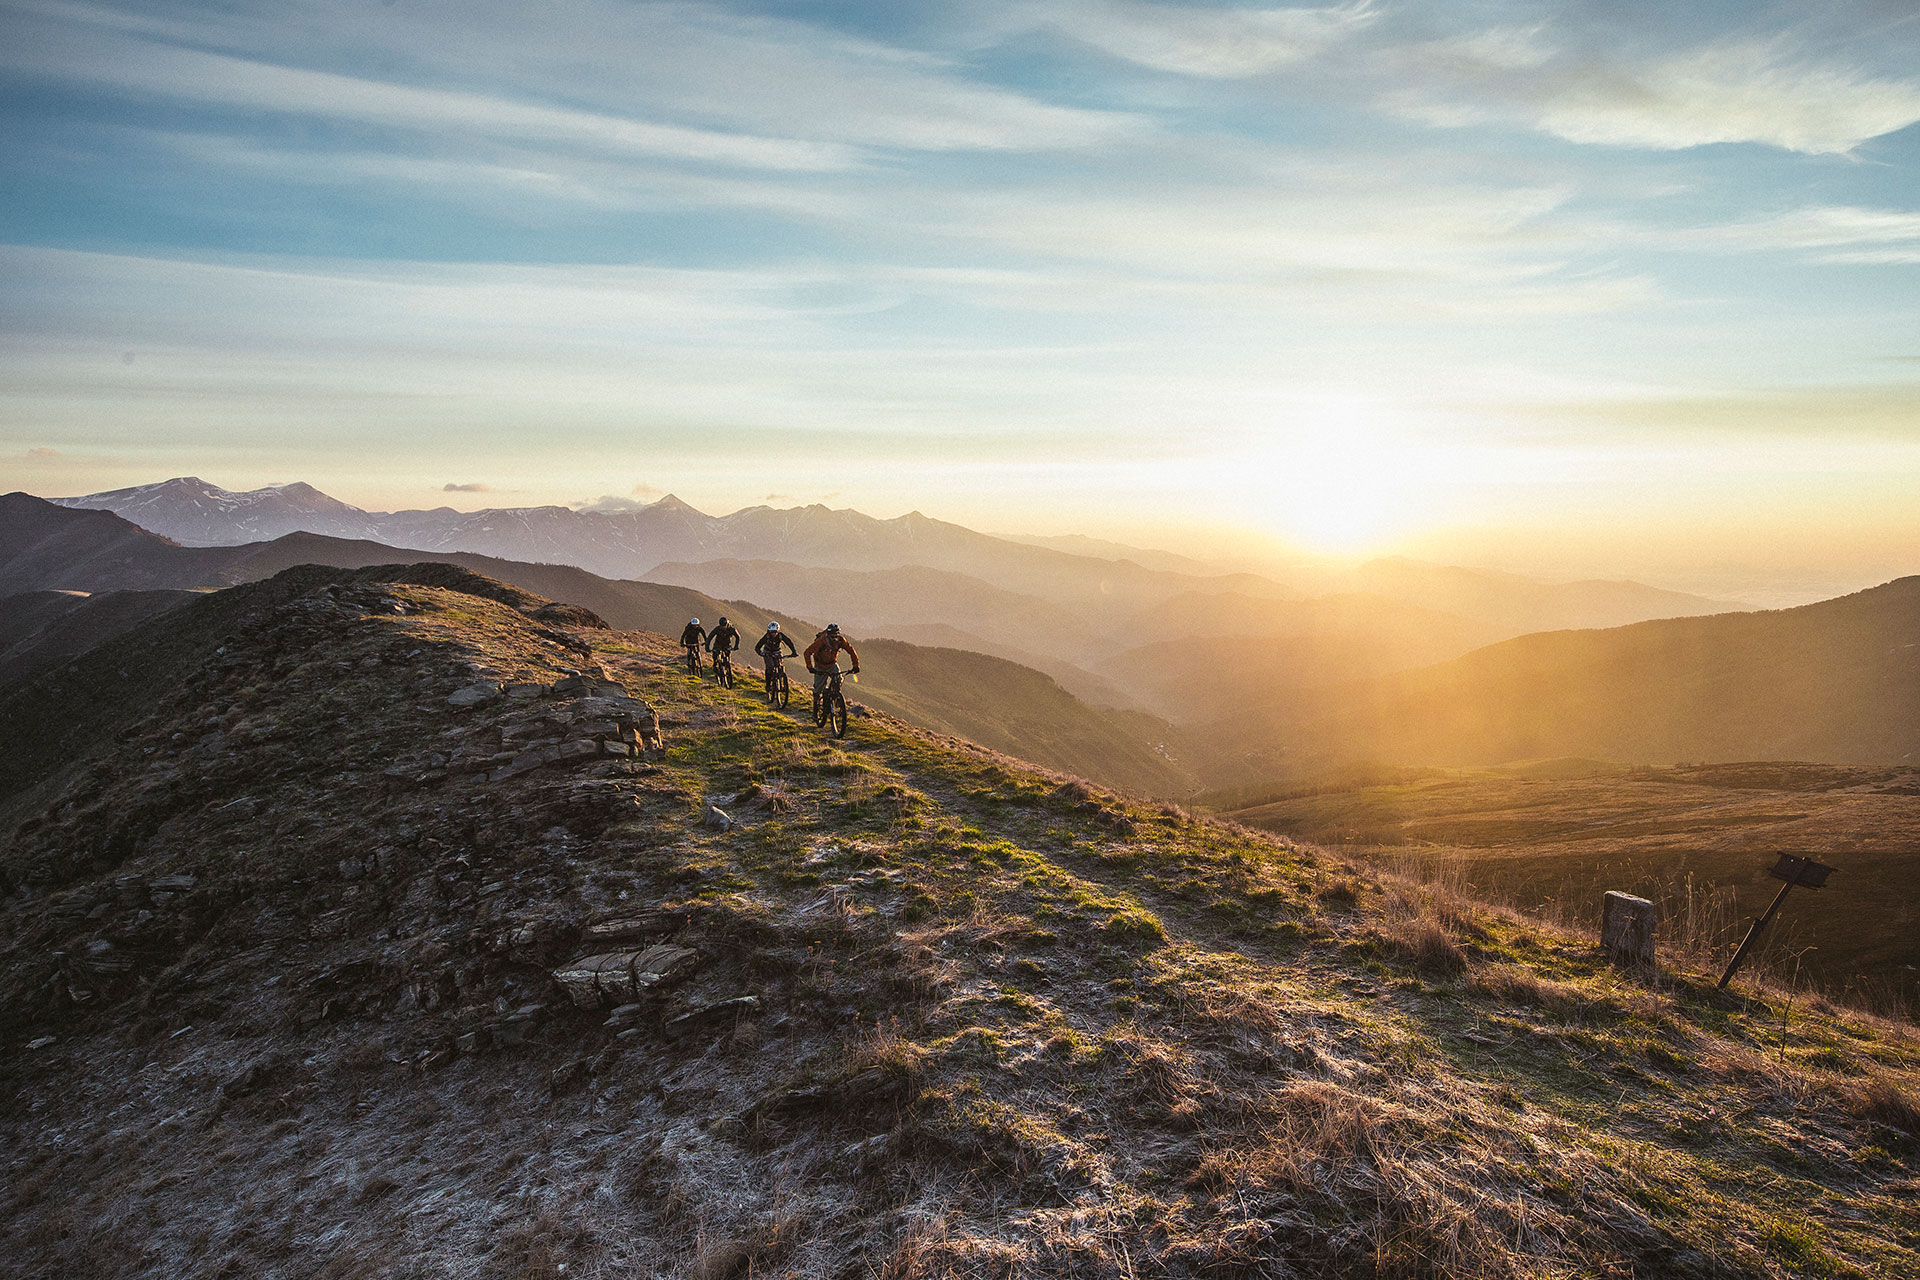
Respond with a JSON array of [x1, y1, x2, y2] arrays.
[[2, 0, 1918, 600]]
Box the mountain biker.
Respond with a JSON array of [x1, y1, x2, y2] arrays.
[[754, 620, 797, 674], [679, 617, 707, 667], [706, 616, 740, 661], [803, 622, 860, 695]]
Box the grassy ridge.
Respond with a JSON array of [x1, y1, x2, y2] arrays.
[[1, 566, 1913, 1277]]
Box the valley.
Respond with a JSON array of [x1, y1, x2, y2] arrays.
[[1219, 760, 1920, 1013]]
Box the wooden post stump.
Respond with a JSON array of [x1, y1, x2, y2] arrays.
[[1601, 891, 1656, 965]]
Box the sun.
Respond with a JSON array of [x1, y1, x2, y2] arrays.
[[1254, 399, 1432, 554]]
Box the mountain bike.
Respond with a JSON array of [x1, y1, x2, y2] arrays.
[[683, 642, 702, 674], [763, 660, 791, 709], [811, 668, 849, 738], [711, 646, 736, 689]]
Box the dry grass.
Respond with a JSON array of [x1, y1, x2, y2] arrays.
[[1375, 885, 1469, 975], [1845, 1070, 1920, 1137]]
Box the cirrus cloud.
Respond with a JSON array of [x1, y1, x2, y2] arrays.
[[1383, 31, 1920, 155]]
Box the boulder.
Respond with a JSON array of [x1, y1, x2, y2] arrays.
[[551, 675, 628, 699], [446, 682, 499, 708], [1601, 891, 1657, 965], [704, 806, 735, 832], [553, 944, 699, 1009]]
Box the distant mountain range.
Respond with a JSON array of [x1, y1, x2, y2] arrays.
[[9, 485, 1918, 789], [51, 478, 1747, 727], [53, 477, 1286, 607], [55, 477, 1734, 631]]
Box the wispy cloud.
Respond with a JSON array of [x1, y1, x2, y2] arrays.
[[3, 17, 854, 171], [442, 481, 489, 492], [1652, 204, 1920, 263], [1383, 30, 1920, 154], [9, 0, 1139, 161], [1015, 0, 1377, 77]]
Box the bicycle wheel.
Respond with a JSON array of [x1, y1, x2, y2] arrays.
[[812, 683, 828, 726], [719, 656, 735, 688], [684, 648, 699, 673], [829, 689, 848, 738], [775, 669, 790, 710]]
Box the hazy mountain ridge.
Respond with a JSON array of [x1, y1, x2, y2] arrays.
[[2, 564, 1913, 1278], [52, 481, 1752, 735], [1198, 576, 1920, 783], [56, 479, 1735, 636], [51, 476, 384, 546], [2, 495, 1189, 796], [1332, 556, 1744, 634], [56, 478, 1281, 604], [648, 558, 1108, 657]]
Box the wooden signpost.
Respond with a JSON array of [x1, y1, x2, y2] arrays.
[[1717, 854, 1837, 990]]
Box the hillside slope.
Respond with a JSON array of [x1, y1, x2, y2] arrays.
[[1201, 576, 1920, 779], [1, 566, 1913, 1278], [0, 589, 200, 690]]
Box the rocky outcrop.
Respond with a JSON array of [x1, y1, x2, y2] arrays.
[[553, 943, 699, 1009]]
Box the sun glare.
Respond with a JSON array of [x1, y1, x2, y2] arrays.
[[1253, 399, 1432, 554]]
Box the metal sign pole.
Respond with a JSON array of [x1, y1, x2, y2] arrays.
[[1716, 853, 1837, 991], [1717, 879, 1795, 989]]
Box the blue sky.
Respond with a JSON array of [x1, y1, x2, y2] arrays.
[[3, 0, 1918, 596]]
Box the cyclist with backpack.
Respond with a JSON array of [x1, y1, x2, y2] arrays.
[[706, 616, 741, 662], [803, 622, 860, 694], [705, 616, 741, 685]]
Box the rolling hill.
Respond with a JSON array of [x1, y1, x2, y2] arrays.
[[1197, 576, 1920, 782]]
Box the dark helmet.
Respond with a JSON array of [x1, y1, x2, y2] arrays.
[[717, 616, 730, 627], [826, 623, 840, 634]]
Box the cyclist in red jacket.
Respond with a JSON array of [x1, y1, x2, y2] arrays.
[[803, 623, 860, 695]]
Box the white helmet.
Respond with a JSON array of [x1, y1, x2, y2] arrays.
[[689, 618, 699, 626], [767, 621, 780, 632]]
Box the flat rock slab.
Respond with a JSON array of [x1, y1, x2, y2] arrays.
[[553, 944, 700, 1009]]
